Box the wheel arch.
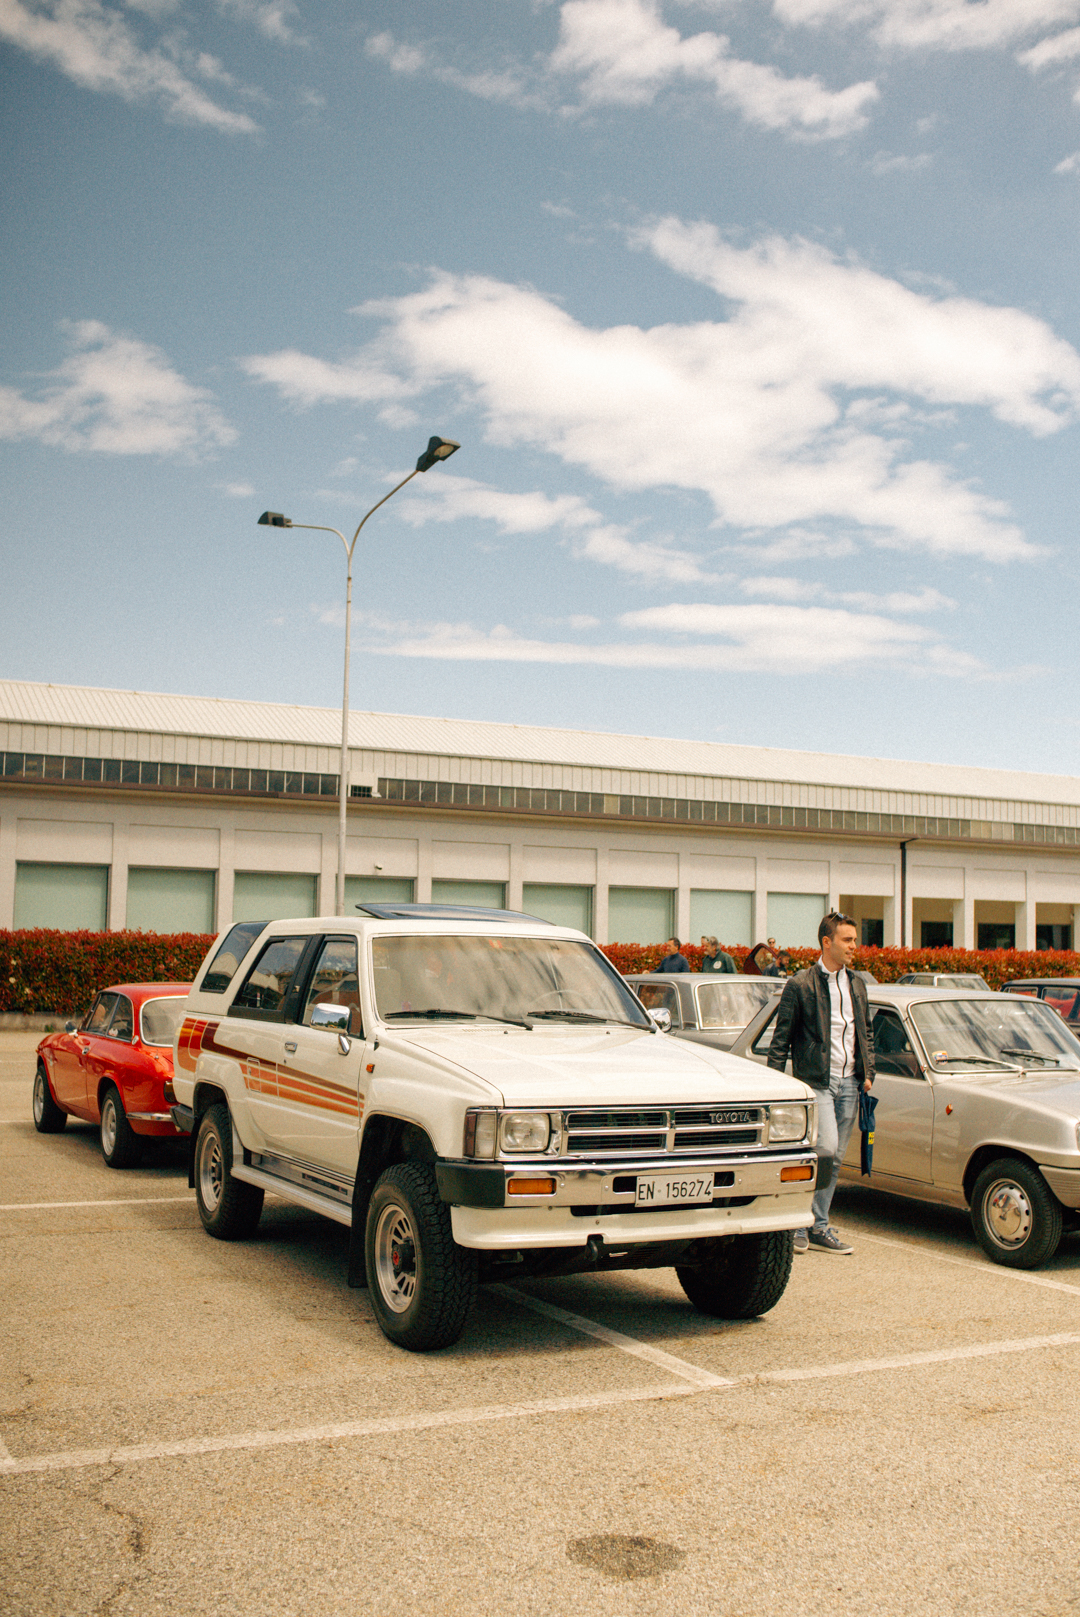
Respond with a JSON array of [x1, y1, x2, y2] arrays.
[[347, 1113, 438, 1287], [186, 1082, 231, 1187], [962, 1144, 1043, 1207]]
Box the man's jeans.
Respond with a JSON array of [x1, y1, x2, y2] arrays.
[[811, 1072, 860, 1233]]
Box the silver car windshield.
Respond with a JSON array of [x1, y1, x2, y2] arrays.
[[695, 979, 776, 1029], [140, 996, 188, 1047], [910, 997, 1080, 1070], [371, 935, 650, 1028]]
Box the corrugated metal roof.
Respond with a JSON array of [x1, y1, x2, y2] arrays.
[[2, 678, 1079, 805]]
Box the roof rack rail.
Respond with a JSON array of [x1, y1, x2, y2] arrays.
[[353, 902, 554, 923]]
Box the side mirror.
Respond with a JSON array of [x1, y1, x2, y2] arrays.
[[311, 1002, 350, 1032], [649, 1008, 673, 1034], [65, 1021, 76, 1034]]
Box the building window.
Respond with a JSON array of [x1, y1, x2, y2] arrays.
[[1037, 923, 1072, 951], [522, 883, 593, 935], [232, 872, 317, 923], [862, 918, 884, 947], [689, 890, 752, 948], [126, 868, 216, 934], [14, 863, 109, 930], [921, 921, 954, 947], [977, 922, 1015, 950], [607, 887, 673, 946], [345, 876, 415, 909], [766, 893, 826, 948], [430, 879, 507, 910]]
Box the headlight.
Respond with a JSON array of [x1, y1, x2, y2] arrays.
[[498, 1112, 551, 1153], [769, 1104, 808, 1143]]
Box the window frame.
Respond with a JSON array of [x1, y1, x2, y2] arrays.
[[227, 934, 321, 1023]]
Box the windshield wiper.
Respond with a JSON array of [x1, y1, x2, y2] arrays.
[[998, 1048, 1062, 1066], [384, 1009, 534, 1029], [526, 1009, 648, 1030], [931, 1055, 1016, 1069]]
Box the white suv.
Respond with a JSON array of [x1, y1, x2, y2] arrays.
[[172, 905, 818, 1351]]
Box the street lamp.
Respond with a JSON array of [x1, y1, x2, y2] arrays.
[[258, 436, 460, 917]]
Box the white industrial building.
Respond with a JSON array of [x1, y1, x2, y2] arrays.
[[2, 679, 1080, 951]]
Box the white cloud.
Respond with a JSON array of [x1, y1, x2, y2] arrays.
[[1056, 147, 1080, 170], [772, 0, 1080, 52], [220, 480, 256, 497], [870, 149, 933, 174], [550, 0, 878, 135], [366, 0, 878, 138], [360, 602, 986, 677], [1019, 24, 1080, 68], [216, 0, 303, 46], [739, 575, 956, 610], [243, 221, 1080, 565], [0, 320, 235, 455], [0, 0, 259, 131], [395, 473, 723, 580]]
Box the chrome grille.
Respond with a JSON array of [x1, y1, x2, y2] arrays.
[[562, 1105, 768, 1156]]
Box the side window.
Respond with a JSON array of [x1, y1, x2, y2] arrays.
[[635, 982, 682, 1027], [303, 938, 361, 1031], [230, 936, 309, 1018], [1044, 987, 1080, 1022], [86, 993, 118, 1034], [871, 1007, 919, 1076], [201, 921, 270, 994], [107, 995, 134, 1042]]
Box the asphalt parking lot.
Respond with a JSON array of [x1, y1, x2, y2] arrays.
[[2, 1029, 1080, 1617]]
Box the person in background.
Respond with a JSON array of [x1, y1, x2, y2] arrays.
[[655, 937, 690, 973], [744, 942, 779, 976], [766, 911, 875, 1256], [699, 935, 736, 973], [775, 948, 794, 975]]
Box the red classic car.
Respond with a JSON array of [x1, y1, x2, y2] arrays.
[[34, 983, 192, 1167]]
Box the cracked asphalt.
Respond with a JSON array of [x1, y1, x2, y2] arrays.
[[3, 1029, 1080, 1617]]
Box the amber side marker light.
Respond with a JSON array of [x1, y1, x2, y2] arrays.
[[780, 1164, 814, 1182], [507, 1177, 557, 1196]]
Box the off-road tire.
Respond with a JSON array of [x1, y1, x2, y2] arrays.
[[365, 1162, 477, 1351], [970, 1156, 1063, 1270], [33, 1064, 67, 1134], [100, 1083, 142, 1169], [676, 1230, 794, 1318], [194, 1103, 264, 1240]]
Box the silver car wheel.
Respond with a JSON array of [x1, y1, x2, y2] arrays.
[[197, 1128, 224, 1214], [33, 1071, 46, 1126], [981, 1176, 1033, 1250], [373, 1201, 418, 1314], [100, 1093, 118, 1157]]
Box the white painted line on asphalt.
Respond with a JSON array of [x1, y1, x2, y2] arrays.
[[0, 1437, 15, 1473], [0, 1195, 196, 1211], [855, 1230, 1080, 1296], [491, 1284, 733, 1389], [0, 1384, 701, 1476], [4, 1328, 1078, 1477]]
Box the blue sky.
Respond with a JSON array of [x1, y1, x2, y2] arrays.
[[4, 0, 1080, 772]]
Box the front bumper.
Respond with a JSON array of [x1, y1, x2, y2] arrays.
[[438, 1150, 817, 1249], [1040, 1164, 1080, 1209]]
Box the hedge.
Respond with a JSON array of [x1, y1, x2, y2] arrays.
[[3, 930, 1080, 1016]]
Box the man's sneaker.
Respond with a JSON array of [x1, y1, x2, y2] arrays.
[[793, 1229, 809, 1253], [808, 1228, 853, 1255]]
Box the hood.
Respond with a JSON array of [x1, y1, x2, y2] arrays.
[[389, 1024, 812, 1107], [939, 1066, 1080, 1114]]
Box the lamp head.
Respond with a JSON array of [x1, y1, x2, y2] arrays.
[[257, 511, 292, 527], [415, 437, 460, 473]]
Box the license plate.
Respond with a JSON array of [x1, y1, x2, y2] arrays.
[[635, 1173, 716, 1206]]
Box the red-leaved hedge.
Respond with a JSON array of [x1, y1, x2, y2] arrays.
[[4, 930, 1080, 1016], [0, 930, 215, 1015]]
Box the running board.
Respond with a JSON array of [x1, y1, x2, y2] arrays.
[[231, 1163, 353, 1228]]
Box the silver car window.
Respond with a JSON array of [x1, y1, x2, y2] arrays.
[[695, 980, 774, 1029], [910, 997, 1080, 1068], [140, 996, 187, 1047]]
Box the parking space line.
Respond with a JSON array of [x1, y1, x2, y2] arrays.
[[0, 1437, 15, 1473], [5, 1327, 1078, 1477], [854, 1230, 1080, 1296], [0, 1196, 196, 1211], [492, 1285, 733, 1388]]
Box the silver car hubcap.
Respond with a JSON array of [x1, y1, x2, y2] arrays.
[[33, 1074, 45, 1124], [983, 1179, 1033, 1249], [374, 1202, 418, 1314], [101, 1096, 117, 1155], [198, 1130, 224, 1212]]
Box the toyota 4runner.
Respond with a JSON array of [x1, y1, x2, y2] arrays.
[[171, 905, 818, 1351]]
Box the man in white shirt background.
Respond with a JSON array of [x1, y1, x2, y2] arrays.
[[767, 912, 876, 1255]]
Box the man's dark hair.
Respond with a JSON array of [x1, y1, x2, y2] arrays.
[[818, 911, 856, 946], [668, 937, 681, 949]]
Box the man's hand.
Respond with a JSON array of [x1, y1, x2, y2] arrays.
[[863, 1078, 872, 1092]]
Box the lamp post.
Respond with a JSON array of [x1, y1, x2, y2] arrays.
[[259, 436, 460, 917]]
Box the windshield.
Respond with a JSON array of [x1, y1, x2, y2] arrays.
[[140, 996, 188, 1047], [695, 980, 776, 1028], [910, 997, 1080, 1070], [371, 935, 650, 1028]]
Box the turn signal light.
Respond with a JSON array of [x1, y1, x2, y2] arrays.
[[507, 1177, 556, 1196], [780, 1164, 814, 1182]]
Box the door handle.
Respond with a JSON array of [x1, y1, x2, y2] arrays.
[[284, 1041, 297, 1054]]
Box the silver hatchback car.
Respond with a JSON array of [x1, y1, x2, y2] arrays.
[[730, 985, 1080, 1269], [626, 973, 783, 1050]]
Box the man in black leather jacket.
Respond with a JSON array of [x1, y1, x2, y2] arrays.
[[767, 912, 875, 1255]]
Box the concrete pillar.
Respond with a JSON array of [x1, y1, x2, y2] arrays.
[[216, 824, 234, 931], [952, 891, 974, 949], [0, 810, 16, 928], [108, 821, 128, 931], [320, 829, 337, 918], [507, 839, 523, 914], [754, 859, 769, 945], [1015, 899, 1036, 952], [415, 828, 432, 904], [676, 855, 691, 944], [1072, 905, 1080, 952], [882, 895, 898, 946], [594, 846, 609, 944], [828, 859, 842, 916]]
